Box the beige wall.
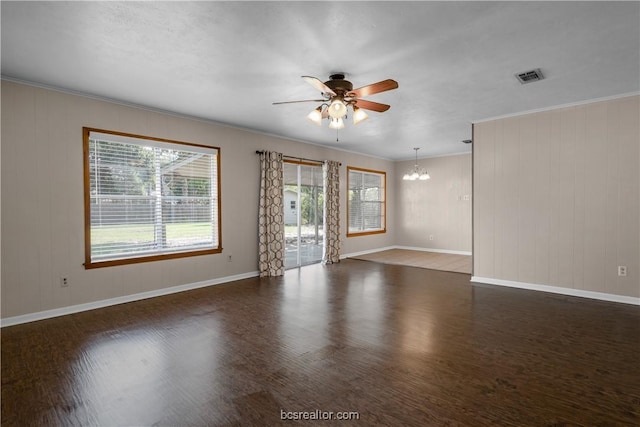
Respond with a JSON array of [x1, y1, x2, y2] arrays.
[[1, 80, 396, 318], [394, 154, 472, 252], [473, 95, 640, 298]]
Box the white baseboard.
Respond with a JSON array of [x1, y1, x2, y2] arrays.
[[1, 271, 260, 328], [471, 276, 640, 306], [394, 246, 472, 256], [342, 245, 471, 259]]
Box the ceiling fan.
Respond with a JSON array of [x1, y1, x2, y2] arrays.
[[273, 74, 399, 129]]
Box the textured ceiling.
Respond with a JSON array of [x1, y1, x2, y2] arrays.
[[2, 1, 638, 160]]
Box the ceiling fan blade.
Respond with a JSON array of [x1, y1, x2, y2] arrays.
[[272, 99, 326, 105], [302, 76, 337, 96], [349, 79, 398, 98], [354, 99, 391, 112]]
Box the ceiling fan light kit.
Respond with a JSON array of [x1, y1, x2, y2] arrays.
[[307, 107, 323, 125], [329, 117, 345, 130], [274, 73, 398, 131], [403, 147, 430, 181], [328, 98, 348, 118], [352, 106, 369, 124]]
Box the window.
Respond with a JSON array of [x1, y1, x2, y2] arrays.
[[347, 167, 386, 236], [290, 200, 296, 209], [83, 128, 221, 268]]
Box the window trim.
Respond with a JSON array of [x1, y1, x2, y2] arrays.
[[346, 166, 386, 237], [82, 127, 222, 269]]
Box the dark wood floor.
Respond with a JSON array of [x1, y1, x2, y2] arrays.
[[2, 260, 639, 426]]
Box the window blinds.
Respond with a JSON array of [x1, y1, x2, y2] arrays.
[[86, 130, 219, 264], [348, 168, 385, 234]]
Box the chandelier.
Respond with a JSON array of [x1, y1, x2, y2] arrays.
[[402, 148, 430, 181]]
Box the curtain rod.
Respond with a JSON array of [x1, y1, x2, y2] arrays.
[[255, 150, 341, 166]]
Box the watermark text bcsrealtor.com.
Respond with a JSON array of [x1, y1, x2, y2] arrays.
[[280, 409, 360, 421]]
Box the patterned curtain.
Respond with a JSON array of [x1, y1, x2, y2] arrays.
[[322, 160, 341, 264], [258, 151, 285, 277]]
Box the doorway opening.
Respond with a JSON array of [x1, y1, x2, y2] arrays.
[[283, 161, 324, 269]]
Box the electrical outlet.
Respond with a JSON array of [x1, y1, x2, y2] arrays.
[[60, 277, 69, 287], [463, 194, 470, 201], [429, 234, 434, 241], [227, 254, 232, 262], [618, 266, 627, 277]]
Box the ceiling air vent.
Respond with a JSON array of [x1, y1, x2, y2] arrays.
[[515, 68, 544, 84]]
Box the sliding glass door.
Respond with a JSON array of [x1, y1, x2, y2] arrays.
[[283, 162, 324, 269]]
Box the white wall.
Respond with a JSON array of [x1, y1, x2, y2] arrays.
[[1, 80, 396, 319], [473, 95, 639, 298], [394, 153, 472, 253]]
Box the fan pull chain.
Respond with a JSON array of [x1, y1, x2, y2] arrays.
[[336, 128, 339, 142]]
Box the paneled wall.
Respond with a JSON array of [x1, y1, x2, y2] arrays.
[[1, 81, 396, 319], [395, 154, 472, 252], [473, 95, 639, 298]]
